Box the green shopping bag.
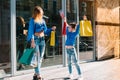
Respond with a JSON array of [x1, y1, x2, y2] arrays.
[[19, 48, 35, 65]]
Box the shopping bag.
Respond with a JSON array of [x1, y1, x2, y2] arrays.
[[19, 48, 35, 65], [80, 20, 93, 37], [50, 31, 55, 46]]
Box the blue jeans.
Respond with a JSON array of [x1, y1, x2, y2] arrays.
[[34, 36, 45, 75], [66, 47, 81, 75]]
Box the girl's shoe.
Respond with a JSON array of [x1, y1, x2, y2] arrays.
[[78, 75, 83, 80], [69, 74, 73, 79], [78, 77, 83, 80]]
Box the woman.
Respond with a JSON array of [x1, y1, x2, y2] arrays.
[[27, 6, 56, 80], [16, 16, 26, 70]]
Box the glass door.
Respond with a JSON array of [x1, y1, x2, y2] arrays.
[[16, 0, 63, 71], [66, 0, 77, 23], [66, 0, 79, 61], [79, 0, 95, 61], [0, 0, 11, 78], [41, 0, 63, 67], [66, 0, 95, 62]]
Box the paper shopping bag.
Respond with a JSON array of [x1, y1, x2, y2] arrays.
[[50, 31, 55, 46], [80, 20, 93, 37]]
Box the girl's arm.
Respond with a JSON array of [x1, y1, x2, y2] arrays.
[[75, 24, 80, 34], [64, 17, 69, 34]]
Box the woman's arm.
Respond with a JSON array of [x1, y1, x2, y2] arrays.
[[42, 20, 51, 36], [27, 18, 34, 42], [43, 20, 56, 36]]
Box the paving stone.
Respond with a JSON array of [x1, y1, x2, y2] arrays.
[[4, 59, 120, 80]]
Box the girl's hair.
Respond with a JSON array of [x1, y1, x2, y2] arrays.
[[32, 6, 43, 19], [69, 22, 77, 29]]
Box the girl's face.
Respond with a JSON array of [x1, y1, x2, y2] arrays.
[[68, 26, 73, 32]]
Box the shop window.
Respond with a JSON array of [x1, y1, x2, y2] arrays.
[[0, 0, 11, 78], [53, 0, 57, 14], [16, 0, 62, 71], [44, 0, 48, 11]]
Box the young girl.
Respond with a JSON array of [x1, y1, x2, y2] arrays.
[[27, 6, 56, 80], [65, 18, 83, 80]]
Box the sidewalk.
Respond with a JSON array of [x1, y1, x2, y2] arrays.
[[4, 59, 120, 80]]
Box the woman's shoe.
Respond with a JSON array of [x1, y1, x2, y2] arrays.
[[37, 75, 43, 80], [37, 75, 42, 80], [37, 77, 41, 80], [33, 74, 37, 80]]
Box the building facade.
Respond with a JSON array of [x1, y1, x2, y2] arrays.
[[95, 0, 120, 60], [0, 0, 119, 78]]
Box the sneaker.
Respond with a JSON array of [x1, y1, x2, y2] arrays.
[[69, 74, 74, 79], [78, 75, 83, 80]]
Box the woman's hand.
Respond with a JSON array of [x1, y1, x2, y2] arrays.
[[31, 39, 35, 48], [52, 26, 56, 31]]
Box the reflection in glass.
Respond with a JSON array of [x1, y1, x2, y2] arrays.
[[16, 0, 62, 71], [66, 0, 77, 23], [0, 0, 11, 78], [79, 0, 94, 61]]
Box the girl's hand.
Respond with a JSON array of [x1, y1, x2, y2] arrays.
[[64, 17, 69, 27], [64, 17, 67, 22], [52, 26, 56, 31], [31, 39, 35, 48]]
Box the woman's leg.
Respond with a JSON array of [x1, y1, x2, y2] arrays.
[[38, 41, 45, 74], [34, 45, 40, 75], [34, 41, 45, 75]]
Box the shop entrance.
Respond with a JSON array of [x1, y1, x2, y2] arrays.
[[79, 0, 95, 62], [65, 0, 95, 62], [16, 0, 63, 71]]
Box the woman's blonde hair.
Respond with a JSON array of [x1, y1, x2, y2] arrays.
[[32, 6, 43, 19]]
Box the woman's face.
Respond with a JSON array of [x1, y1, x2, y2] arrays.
[[83, 15, 87, 20], [37, 9, 44, 19]]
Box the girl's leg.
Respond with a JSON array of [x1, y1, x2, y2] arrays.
[[67, 49, 72, 74], [72, 48, 81, 75]]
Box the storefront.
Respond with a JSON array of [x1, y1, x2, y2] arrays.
[[0, 0, 119, 78]]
